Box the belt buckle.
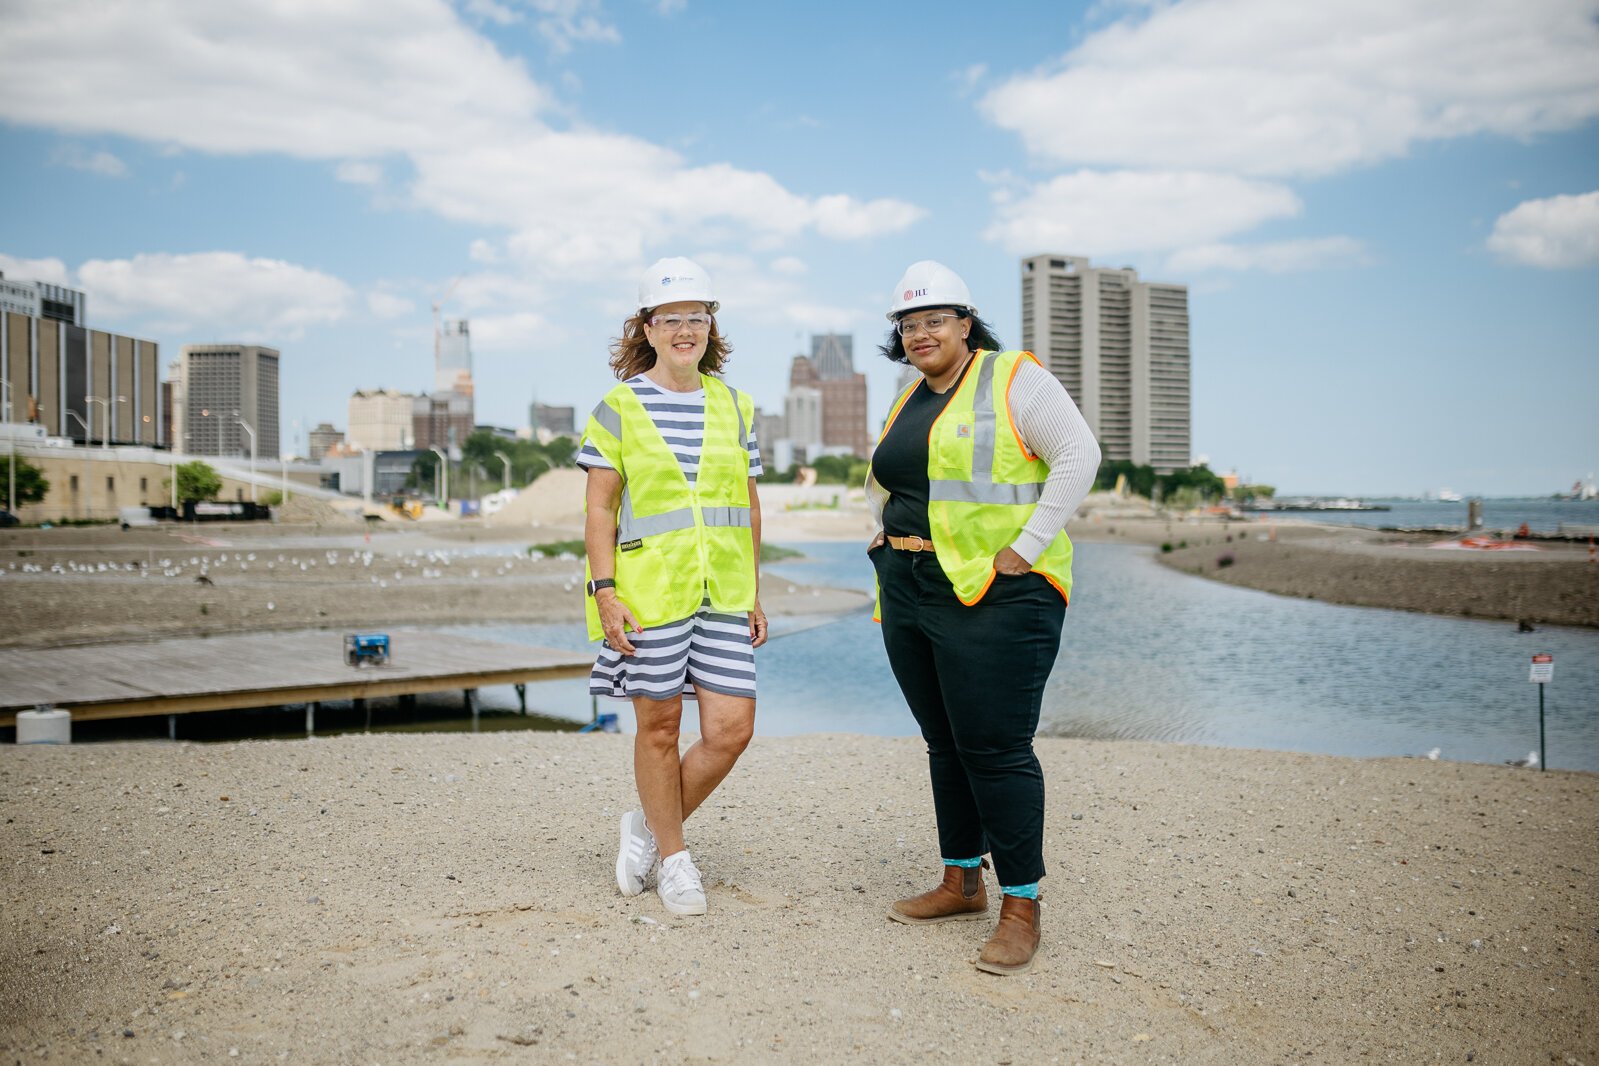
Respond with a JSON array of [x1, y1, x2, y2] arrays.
[[905, 535, 927, 552]]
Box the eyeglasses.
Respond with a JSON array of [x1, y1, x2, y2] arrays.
[[895, 312, 963, 338], [648, 313, 714, 332]]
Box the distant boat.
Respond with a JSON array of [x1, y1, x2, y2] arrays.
[[1435, 489, 1463, 503], [1559, 475, 1598, 501]]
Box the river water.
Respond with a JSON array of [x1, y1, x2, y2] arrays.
[[458, 539, 1599, 773], [1259, 496, 1599, 535]]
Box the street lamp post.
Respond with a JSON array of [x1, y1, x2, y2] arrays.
[[2, 378, 13, 516], [63, 409, 92, 520], [493, 450, 512, 494], [85, 394, 126, 450], [429, 447, 449, 510], [233, 411, 257, 503]]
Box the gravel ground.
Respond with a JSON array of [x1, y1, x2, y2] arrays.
[[1, 733, 1593, 1064]]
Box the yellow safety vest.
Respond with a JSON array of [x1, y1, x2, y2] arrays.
[[581, 376, 757, 641], [868, 349, 1073, 608]]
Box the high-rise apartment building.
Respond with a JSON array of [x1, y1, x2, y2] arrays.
[[347, 389, 415, 451], [2, 301, 160, 446], [178, 344, 280, 459], [1020, 254, 1190, 473]]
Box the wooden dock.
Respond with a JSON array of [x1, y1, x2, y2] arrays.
[[0, 630, 593, 727]]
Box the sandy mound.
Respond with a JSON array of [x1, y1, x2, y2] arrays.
[[273, 495, 366, 527], [485, 467, 586, 530]]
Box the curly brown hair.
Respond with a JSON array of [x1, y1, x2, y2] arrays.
[[608, 307, 732, 380]]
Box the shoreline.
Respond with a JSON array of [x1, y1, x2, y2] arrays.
[[2, 732, 1594, 1063], [4, 504, 1595, 653]]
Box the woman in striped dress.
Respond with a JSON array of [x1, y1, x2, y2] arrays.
[[578, 257, 767, 917]]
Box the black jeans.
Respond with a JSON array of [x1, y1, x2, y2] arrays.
[[872, 544, 1066, 887]]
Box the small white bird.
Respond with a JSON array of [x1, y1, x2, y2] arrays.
[[1426, 747, 1441, 761], [1505, 751, 1539, 768]]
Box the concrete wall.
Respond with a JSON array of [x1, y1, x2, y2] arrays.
[[3, 445, 256, 523]]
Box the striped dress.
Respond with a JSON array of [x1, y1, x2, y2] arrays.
[[578, 375, 764, 701]]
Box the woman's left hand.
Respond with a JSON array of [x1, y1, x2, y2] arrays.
[[993, 546, 1031, 575], [749, 601, 769, 648]]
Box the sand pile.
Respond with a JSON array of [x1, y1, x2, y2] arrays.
[[485, 467, 586, 532], [273, 495, 365, 527]]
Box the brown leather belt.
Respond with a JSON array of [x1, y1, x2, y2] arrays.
[[887, 535, 936, 552]]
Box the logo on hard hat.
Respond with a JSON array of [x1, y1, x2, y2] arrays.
[[905, 288, 927, 300]]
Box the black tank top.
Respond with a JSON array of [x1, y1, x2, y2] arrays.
[[872, 381, 957, 539]]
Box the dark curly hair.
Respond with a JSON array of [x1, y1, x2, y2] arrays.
[[608, 305, 731, 380], [876, 307, 1004, 365]]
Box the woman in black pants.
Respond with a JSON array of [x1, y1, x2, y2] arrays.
[[866, 261, 1100, 975]]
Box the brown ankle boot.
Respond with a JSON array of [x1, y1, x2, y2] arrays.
[[887, 860, 989, 925], [975, 895, 1042, 975]]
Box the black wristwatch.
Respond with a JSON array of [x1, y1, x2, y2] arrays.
[[586, 578, 616, 597]]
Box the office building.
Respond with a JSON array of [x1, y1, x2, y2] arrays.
[[0, 271, 86, 325], [412, 389, 474, 453], [347, 389, 415, 451], [177, 344, 280, 459], [530, 402, 575, 438], [787, 343, 870, 459], [307, 422, 345, 459], [436, 318, 471, 393], [811, 333, 852, 378], [1, 302, 160, 446], [1020, 254, 1190, 472]]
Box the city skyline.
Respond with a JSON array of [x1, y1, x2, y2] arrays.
[[1, 1, 1595, 495]]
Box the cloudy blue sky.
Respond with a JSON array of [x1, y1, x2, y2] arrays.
[[1, 0, 1596, 496]]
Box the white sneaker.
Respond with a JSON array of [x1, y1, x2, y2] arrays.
[[615, 810, 658, 897], [657, 851, 707, 916]]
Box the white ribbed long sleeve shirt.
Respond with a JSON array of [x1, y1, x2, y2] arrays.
[[868, 359, 1101, 564], [1006, 359, 1101, 563]]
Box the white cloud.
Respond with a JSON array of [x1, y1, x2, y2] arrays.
[[0, 1, 545, 159], [467, 311, 551, 350], [1164, 236, 1368, 274], [50, 144, 127, 177], [0, 0, 918, 289], [770, 256, 808, 277], [984, 170, 1301, 256], [463, 0, 520, 26], [335, 161, 383, 186], [655, 0, 687, 14], [982, 0, 1599, 178], [366, 291, 414, 319], [0, 252, 72, 286], [1487, 190, 1599, 268], [77, 253, 354, 339], [695, 252, 863, 335]]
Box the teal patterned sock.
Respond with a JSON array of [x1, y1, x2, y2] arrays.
[[942, 856, 983, 868], [1000, 882, 1039, 900]]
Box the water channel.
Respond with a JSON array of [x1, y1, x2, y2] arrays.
[[456, 539, 1598, 773]]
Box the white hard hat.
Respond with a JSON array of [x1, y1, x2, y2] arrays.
[[887, 260, 977, 320], [638, 256, 719, 314]]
